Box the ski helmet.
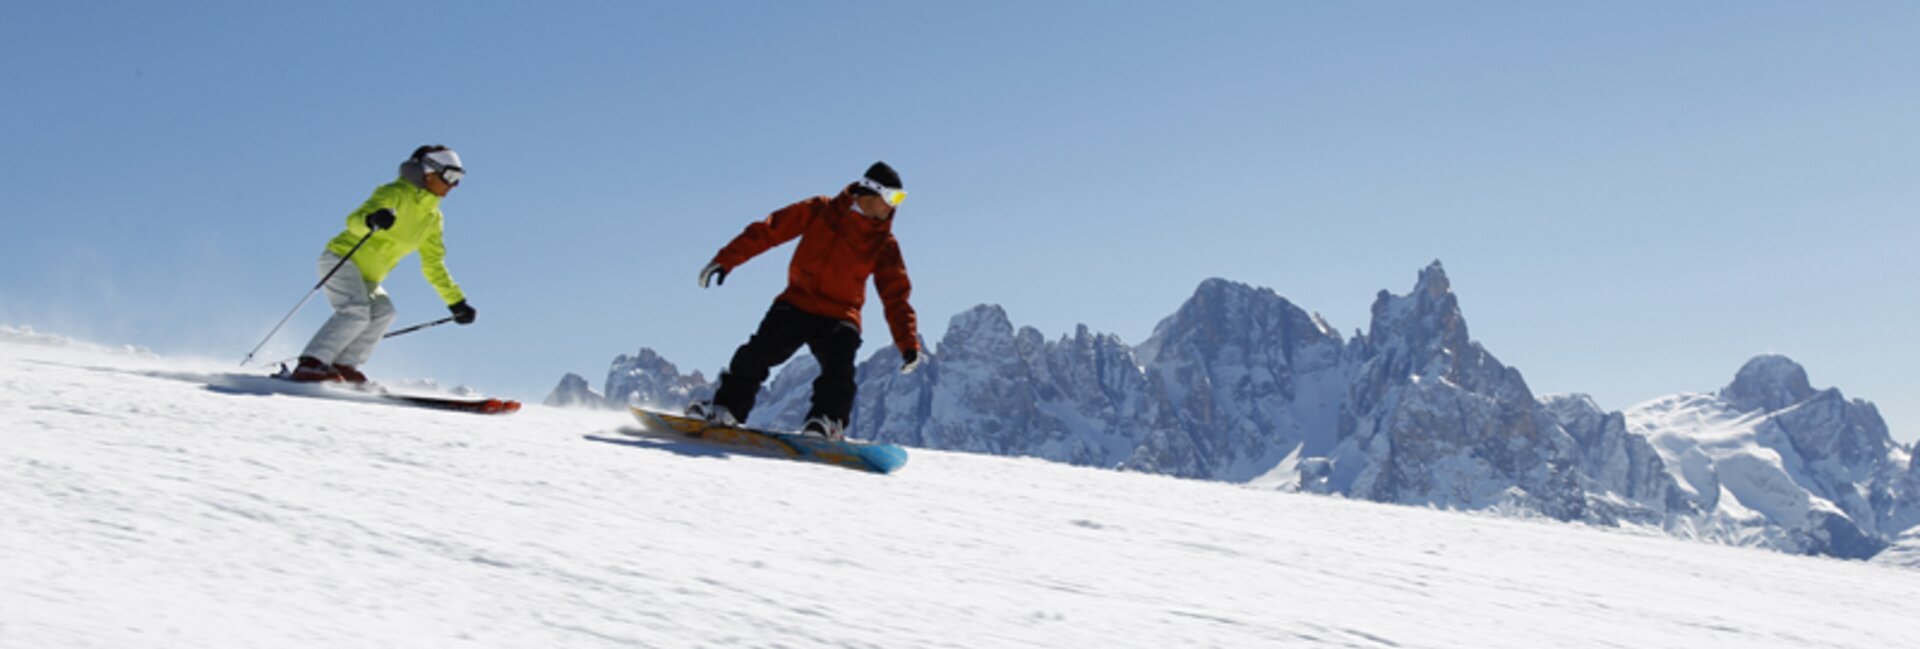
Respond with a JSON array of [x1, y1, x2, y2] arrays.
[[411, 145, 465, 185]]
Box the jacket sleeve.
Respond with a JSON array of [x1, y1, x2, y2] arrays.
[[418, 210, 466, 305], [874, 237, 919, 353], [343, 184, 402, 238], [711, 197, 821, 269]]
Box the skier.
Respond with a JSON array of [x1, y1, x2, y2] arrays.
[[687, 161, 923, 439], [287, 145, 477, 383]]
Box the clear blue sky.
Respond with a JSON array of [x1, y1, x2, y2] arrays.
[[4, 2, 1917, 442]]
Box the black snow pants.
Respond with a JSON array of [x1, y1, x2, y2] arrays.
[[710, 301, 862, 425]]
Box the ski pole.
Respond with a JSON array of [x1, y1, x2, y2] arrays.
[[382, 316, 455, 340], [239, 229, 377, 366]]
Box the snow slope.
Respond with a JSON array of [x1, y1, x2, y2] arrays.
[[5, 333, 1918, 648], [1875, 528, 1920, 569]]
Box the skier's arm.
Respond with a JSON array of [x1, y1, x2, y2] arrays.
[[344, 184, 405, 237], [710, 197, 822, 269], [419, 212, 467, 305], [874, 238, 919, 353]]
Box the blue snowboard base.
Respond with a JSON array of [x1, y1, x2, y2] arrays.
[[626, 407, 909, 474]]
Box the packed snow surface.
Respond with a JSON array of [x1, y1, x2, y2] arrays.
[[4, 333, 1917, 648]]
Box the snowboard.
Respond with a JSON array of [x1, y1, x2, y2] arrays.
[[625, 407, 909, 474]]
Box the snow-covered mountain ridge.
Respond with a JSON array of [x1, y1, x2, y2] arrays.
[[1622, 358, 1916, 559], [8, 327, 1920, 648], [554, 262, 1920, 561]]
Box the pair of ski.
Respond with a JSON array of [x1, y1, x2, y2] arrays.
[[265, 368, 522, 415], [622, 408, 910, 475]]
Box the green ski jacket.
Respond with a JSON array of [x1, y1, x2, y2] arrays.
[[325, 178, 465, 305]]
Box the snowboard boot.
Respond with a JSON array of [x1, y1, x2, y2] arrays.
[[686, 400, 740, 427], [288, 356, 343, 383], [800, 415, 847, 441], [332, 363, 370, 387]]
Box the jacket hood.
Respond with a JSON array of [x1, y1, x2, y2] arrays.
[[399, 160, 428, 189]]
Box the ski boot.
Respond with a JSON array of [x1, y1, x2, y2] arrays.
[[332, 363, 372, 388], [287, 356, 343, 382]]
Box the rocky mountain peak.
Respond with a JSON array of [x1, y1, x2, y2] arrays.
[[1540, 393, 1606, 428], [1720, 354, 1816, 413], [1415, 259, 1451, 299], [948, 304, 1013, 333], [938, 305, 1017, 361], [1366, 261, 1465, 352], [610, 348, 677, 374], [1162, 277, 1336, 346], [542, 372, 606, 409], [1356, 260, 1489, 398], [1175, 278, 1274, 327], [604, 347, 708, 409], [1335, 261, 1573, 515]]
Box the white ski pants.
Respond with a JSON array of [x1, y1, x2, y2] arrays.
[[300, 251, 396, 367]]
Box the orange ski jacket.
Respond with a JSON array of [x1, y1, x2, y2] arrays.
[[711, 188, 920, 353]]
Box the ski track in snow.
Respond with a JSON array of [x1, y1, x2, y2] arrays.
[[3, 338, 1918, 648]]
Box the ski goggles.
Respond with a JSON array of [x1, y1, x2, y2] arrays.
[[423, 149, 465, 185], [856, 177, 907, 207]]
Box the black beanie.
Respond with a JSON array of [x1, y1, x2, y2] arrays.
[[864, 161, 902, 189]]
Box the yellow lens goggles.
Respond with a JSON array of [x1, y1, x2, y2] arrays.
[[858, 177, 907, 207]]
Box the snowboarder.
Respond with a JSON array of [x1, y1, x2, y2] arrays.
[[688, 161, 923, 439], [287, 145, 477, 383]]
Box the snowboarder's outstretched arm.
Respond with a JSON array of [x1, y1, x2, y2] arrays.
[[710, 197, 823, 270], [874, 238, 918, 355]]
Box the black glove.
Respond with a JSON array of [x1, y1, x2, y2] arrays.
[[449, 300, 477, 325], [365, 208, 397, 232]]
